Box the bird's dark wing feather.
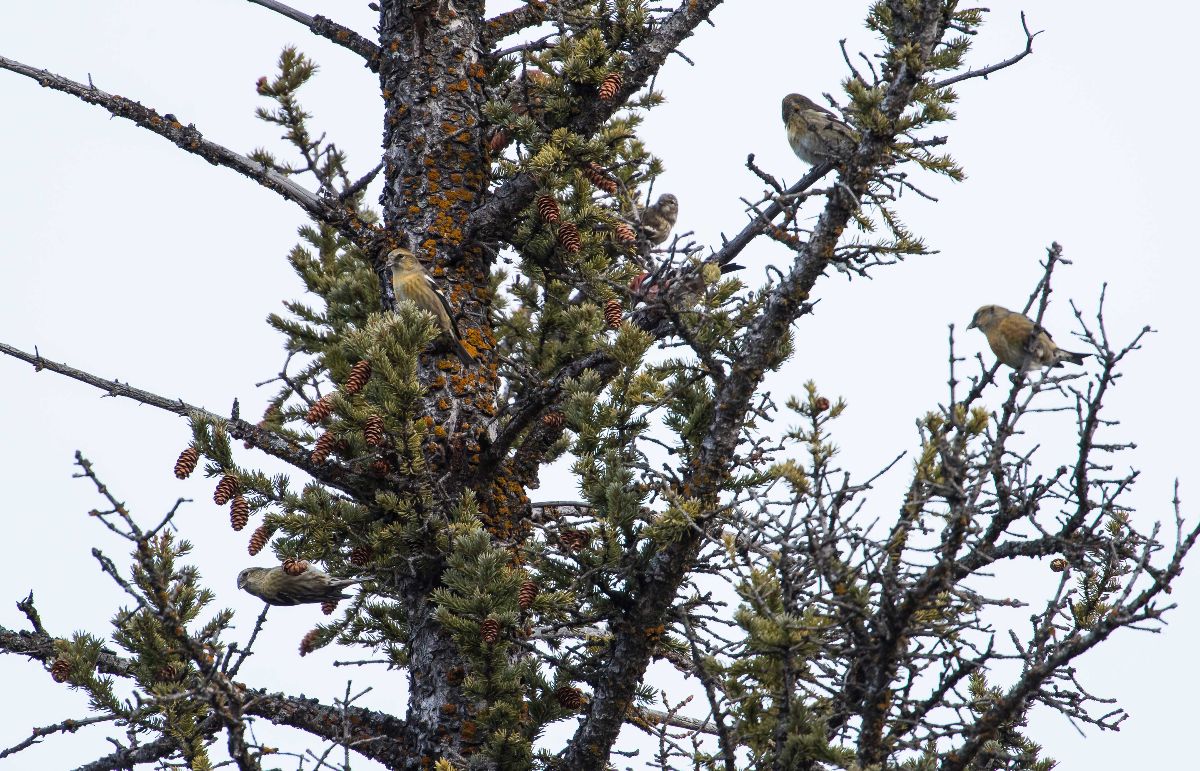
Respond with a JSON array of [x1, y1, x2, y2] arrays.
[[426, 275, 462, 335]]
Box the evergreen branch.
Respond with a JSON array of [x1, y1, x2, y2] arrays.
[[560, 3, 956, 767], [0, 342, 373, 498], [932, 12, 1041, 89], [0, 54, 375, 249], [468, 0, 727, 241], [246, 0, 383, 72]]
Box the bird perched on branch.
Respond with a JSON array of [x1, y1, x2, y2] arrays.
[[632, 193, 679, 246], [387, 248, 474, 366], [782, 93, 856, 166], [237, 564, 360, 606], [968, 305, 1088, 372]]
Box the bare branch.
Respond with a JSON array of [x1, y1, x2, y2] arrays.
[[246, 0, 383, 72], [933, 12, 1041, 89]]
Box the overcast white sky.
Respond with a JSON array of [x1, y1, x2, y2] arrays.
[[1, 1, 1197, 768]]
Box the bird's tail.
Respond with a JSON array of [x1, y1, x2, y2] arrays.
[[1057, 350, 1089, 367]]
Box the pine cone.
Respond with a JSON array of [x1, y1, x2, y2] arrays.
[[481, 618, 501, 644], [1050, 558, 1069, 573], [321, 600, 338, 616], [555, 684, 584, 709], [247, 525, 272, 556], [541, 411, 565, 429], [598, 71, 623, 101], [370, 458, 391, 476], [486, 127, 511, 156], [364, 415, 385, 447], [560, 529, 590, 552], [350, 545, 372, 567], [613, 222, 637, 245], [536, 194, 560, 223], [342, 360, 372, 396], [50, 658, 72, 683], [557, 222, 581, 253], [174, 447, 199, 479], [311, 431, 336, 464], [299, 628, 321, 657], [282, 558, 310, 576], [584, 162, 618, 195], [305, 395, 334, 425], [604, 298, 622, 330], [518, 580, 539, 611], [814, 397, 831, 413], [213, 474, 239, 506], [230, 495, 250, 531]]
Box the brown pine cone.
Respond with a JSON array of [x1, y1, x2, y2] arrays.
[[480, 618, 501, 644], [556, 222, 581, 253], [282, 558, 310, 576], [364, 415, 385, 447], [541, 411, 565, 429], [350, 545, 372, 567], [230, 496, 250, 531], [321, 600, 338, 616], [1050, 558, 1069, 573], [50, 658, 72, 683], [598, 72, 622, 101], [518, 580, 539, 611], [555, 684, 584, 709], [613, 222, 637, 245], [584, 162, 618, 195], [311, 431, 335, 464], [305, 395, 334, 425], [213, 474, 239, 506], [603, 298, 622, 330], [299, 628, 321, 657], [536, 194, 560, 223], [174, 447, 199, 479], [370, 458, 391, 476], [247, 524, 272, 556], [814, 397, 831, 413], [342, 360, 372, 396], [560, 529, 590, 552]]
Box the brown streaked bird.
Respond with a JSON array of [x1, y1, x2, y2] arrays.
[[634, 193, 678, 246], [237, 565, 360, 607], [782, 93, 856, 166], [968, 305, 1088, 372], [387, 248, 474, 366]]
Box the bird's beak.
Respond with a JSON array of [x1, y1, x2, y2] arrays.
[[966, 320, 977, 329]]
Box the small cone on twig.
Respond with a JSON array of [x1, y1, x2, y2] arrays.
[[584, 162, 618, 195], [230, 496, 250, 531], [321, 600, 338, 616], [542, 411, 565, 429], [518, 580, 539, 610], [50, 658, 72, 683], [560, 529, 590, 552], [311, 432, 336, 464], [350, 545, 372, 567], [248, 525, 272, 556], [555, 684, 584, 709], [370, 459, 391, 476], [305, 395, 334, 425], [613, 222, 637, 245], [214, 474, 239, 506], [604, 298, 622, 330], [174, 447, 199, 479], [536, 194, 560, 223], [364, 415, 385, 447], [481, 618, 501, 644], [282, 558, 310, 576], [815, 397, 831, 413], [1050, 558, 1069, 573], [342, 360, 372, 396], [556, 222, 581, 253], [299, 629, 321, 657], [598, 71, 622, 101]]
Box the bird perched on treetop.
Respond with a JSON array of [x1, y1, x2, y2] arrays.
[[633, 193, 679, 246], [968, 305, 1089, 372], [237, 564, 361, 606], [387, 248, 474, 366], [782, 93, 856, 166]]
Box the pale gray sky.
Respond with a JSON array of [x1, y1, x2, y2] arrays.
[[1, 1, 1196, 768]]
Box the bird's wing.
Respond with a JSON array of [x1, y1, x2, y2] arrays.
[[426, 274, 463, 335]]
